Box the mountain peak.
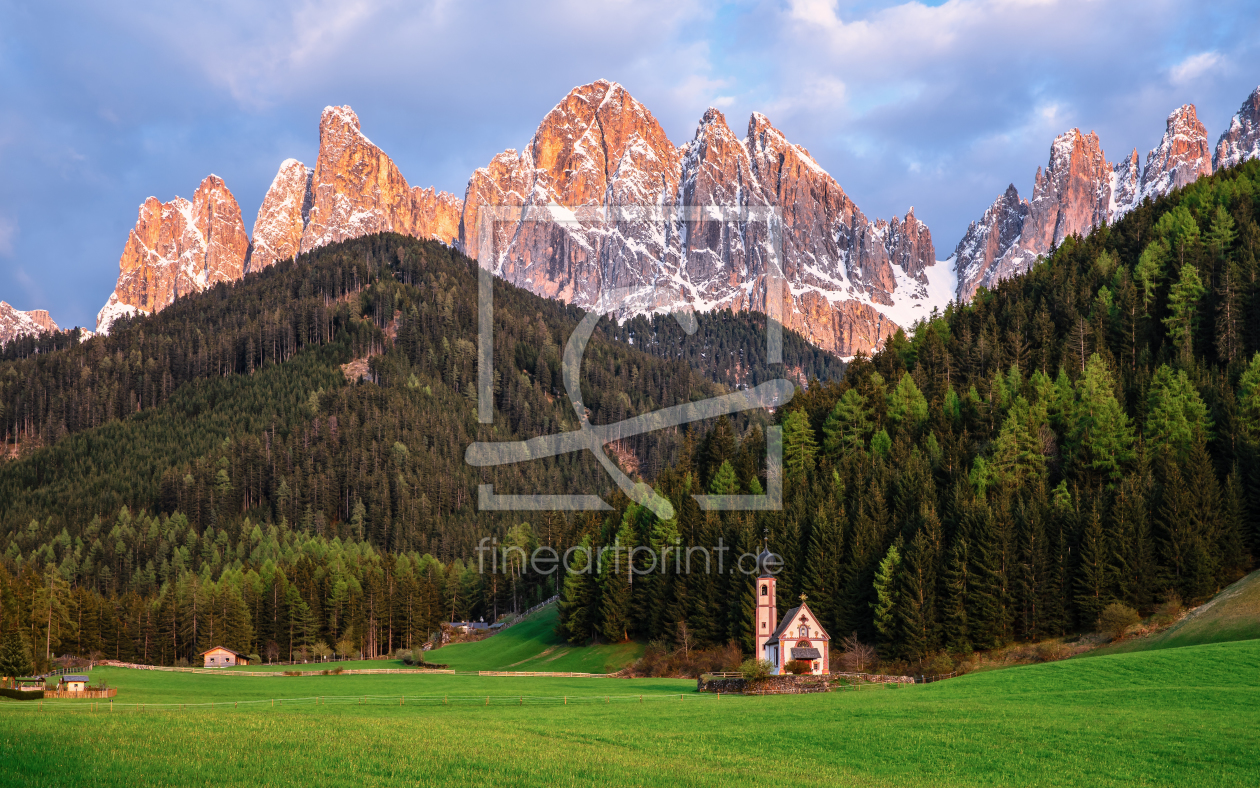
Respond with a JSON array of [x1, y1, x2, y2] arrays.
[[300, 103, 460, 252], [0, 301, 60, 346], [1215, 85, 1260, 171], [1139, 103, 1212, 200], [96, 174, 250, 333], [460, 84, 937, 355]]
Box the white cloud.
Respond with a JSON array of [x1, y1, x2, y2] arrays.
[[1169, 52, 1223, 86]]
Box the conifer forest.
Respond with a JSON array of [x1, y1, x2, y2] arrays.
[[2, 159, 1259, 671]]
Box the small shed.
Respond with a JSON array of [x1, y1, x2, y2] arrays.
[[59, 675, 89, 692], [200, 646, 249, 667], [15, 678, 45, 692]]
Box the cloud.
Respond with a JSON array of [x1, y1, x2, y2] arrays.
[[2, 0, 1260, 327], [1169, 52, 1223, 86]]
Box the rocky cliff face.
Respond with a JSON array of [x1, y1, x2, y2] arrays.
[[97, 175, 251, 333], [301, 106, 462, 253], [1026, 130, 1113, 250], [1110, 149, 1141, 219], [955, 102, 1219, 300], [250, 158, 313, 271], [1215, 86, 1260, 171], [954, 130, 1111, 300], [99, 107, 464, 332], [460, 80, 939, 356], [1136, 104, 1213, 203], [462, 81, 684, 311], [952, 184, 1031, 300], [0, 302, 59, 345]]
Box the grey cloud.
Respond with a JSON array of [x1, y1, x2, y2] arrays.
[[0, 0, 1257, 328]]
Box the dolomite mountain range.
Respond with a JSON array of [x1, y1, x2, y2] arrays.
[[4, 81, 1260, 354]]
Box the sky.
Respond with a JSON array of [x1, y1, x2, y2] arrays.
[[2, 0, 1259, 329]]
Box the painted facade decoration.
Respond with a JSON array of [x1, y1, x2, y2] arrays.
[[754, 550, 830, 675]]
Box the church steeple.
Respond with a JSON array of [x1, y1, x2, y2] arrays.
[[754, 531, 778, 666]]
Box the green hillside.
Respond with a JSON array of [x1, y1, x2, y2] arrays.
[[1087, 569, 1260, 657], [427, 605, 643, 673]]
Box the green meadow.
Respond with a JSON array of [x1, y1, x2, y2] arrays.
[[424, 605, 644, 672], [2, 639, 1257, 787]]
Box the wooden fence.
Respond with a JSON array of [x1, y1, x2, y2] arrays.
[[96, 661, 609, 679], [43, 689, 117, 699]]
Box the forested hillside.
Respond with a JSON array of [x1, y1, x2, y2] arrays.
[[6, 157, 1259, 672], [557, 157, 1260, 662], [0, 234, 836, 669]]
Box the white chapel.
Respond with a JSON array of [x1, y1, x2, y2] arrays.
[[755, 549, 831, 675]]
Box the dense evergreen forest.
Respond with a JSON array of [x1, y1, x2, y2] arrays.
[[0, 234, 836, 669], [558, 158, 1260, 663], [5, 156, 1259, 671]]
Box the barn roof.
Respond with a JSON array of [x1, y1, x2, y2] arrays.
[[62, 675, 90, 682], [199, 646, 246, 657]]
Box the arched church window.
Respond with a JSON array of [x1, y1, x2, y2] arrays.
[[761, 585, 767, 596]]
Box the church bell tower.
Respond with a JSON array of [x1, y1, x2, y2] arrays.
[[754, 548, 777, 664]]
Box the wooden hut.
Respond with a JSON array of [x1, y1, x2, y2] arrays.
[[200, 647, 249, 667], [58, 675, 89, 692]]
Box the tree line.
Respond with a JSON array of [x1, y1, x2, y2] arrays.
[[556, 158, 1260, 663]]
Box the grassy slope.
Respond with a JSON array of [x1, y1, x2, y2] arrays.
[[425, 605, 644, 673], [2, 640, 1257, 786], [1086, 569, 1260, 658]]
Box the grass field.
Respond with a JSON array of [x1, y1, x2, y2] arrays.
[[2, 638, 1257, 786], [1086, 569, 1260, 658], [425, 604, 644, 672]]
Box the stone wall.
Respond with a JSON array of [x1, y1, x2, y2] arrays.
[[697, 672, 916, 694], [697, 675, 831, 695]]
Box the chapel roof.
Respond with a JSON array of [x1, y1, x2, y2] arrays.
[[767, 601, 831, 641]]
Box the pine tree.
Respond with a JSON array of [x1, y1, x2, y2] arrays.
[[782, 410, 818, 481], [1014, 495, 1049, 640], [822, 389, 872, 457], [1164, 264, 1207, 361], [886, 373, 929, 434], [598, 510, 636, 643], [1144, 364, 1211, 458], [1219, 468, 1251, 583], [1065, 354, 1136, 486], [0, 629, 32, 679], [872, 540, 902, 652], [801, 504, 843, 638], [1238, 353, 1260, 441], [896, 525, 939, 662], [1135, 239, 1169, 314], [1074, 499, 1108, 627], [1157, 442, 1221, 601], [1108, 469, 1157, 611], [943, 537, 971, 653], [708, 461, 740, 496], [558, 537, 598, 645]]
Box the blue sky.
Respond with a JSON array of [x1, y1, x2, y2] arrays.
[[2, 0, 1259, 329]]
